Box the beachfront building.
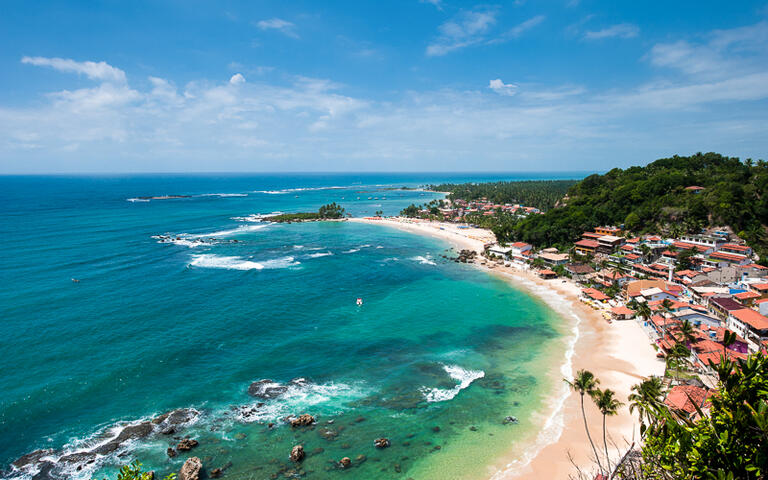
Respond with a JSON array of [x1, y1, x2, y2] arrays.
[[538, 269, 558, 279], [610, 306, 635, 320], [508, 242, 532, 261], [537, 251, 569, 266], [488, 245, 512, 259], [566, 263, 595, 282], [582, 287, 609, 303]]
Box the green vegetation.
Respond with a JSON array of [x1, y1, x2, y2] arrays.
[[267, 202, 346, 222], [636, 354, 768, 479], [427, 180, 577, 211], [108, 461, 175, 480], [508, 153, 768, 261]]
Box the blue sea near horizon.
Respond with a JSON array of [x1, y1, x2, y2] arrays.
[[0, 172, 587, 480]]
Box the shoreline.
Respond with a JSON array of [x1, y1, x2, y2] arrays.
[[350, 217, 666, 479]]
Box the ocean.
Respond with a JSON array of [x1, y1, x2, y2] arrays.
[[0, 173, 582, 480]]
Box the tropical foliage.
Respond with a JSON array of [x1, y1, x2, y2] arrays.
[[427, 180, 577, 211]]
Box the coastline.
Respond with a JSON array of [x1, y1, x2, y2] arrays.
[[350, 217, 666, 479]]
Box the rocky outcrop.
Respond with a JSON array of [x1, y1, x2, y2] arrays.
[[247, 378, 308, 399], [176, 438, 199, 451], [289, 445, 305, 462], [503, 416, 519, 425], [178, 457, 202, 480], [287, 414, 315, 427], [374, 438, 391, 448], [339, 457, 351, 468]]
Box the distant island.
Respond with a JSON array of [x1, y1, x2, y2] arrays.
[[265, 202, 347, 223]]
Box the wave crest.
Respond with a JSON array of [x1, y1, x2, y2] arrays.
[[421, 364, 485, 402]]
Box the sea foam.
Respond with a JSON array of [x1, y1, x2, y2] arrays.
[[421, 364, 485, 402], [189, 254, 299, 271]]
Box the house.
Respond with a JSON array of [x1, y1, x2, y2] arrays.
[[626, 279, 667, 300], [596, 269, 633, 287], [734, 290, 761, 307], [574, 239, 598, 256], [488, 245, 512, 258], [684, 186, 705, 194], [582, 288, 609, 302], [610, 306, 635, 320], [720, 243, 752, 256], [538, 269, 558, 279], [709, 296, 745, 321], [749, 283, 768, 299], [623, 253, 641, 264], [538, 252, 569, 266], [566, 263, 595, 282], [595, 226, 622, 236], [597, 235, 624, 254], [509, 242, 532, 260], [664, 385, 710, 419], [697, 325, 750, 354], [727, 308, 768, 351], [679, 234, 726, 250], [675, 308, 721, 329], [707, 251, 751, 267], [639, 287, 677, 303]]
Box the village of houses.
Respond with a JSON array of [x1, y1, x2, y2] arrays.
[[420, 195, 768, 417]]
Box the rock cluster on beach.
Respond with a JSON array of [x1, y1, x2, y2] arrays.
[[446, 249, 477, 263]]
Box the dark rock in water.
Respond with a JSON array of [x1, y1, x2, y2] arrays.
[[289, 445, 305, 462], [287, 414, 315, 427], [469, 426, 478, 431], [161, 426, 176, 435], [355, 454, 367, 464], [267, 422, 274, 429], [432, 426, 441, 433], [317, 427, 338, 441], [177, 438, 199, 451], [234, 432, 246, 440], [248, 379, 288, 399], [12, 450, 54, 469], [354, 416, 366, 423], [31, 462, 55, 480], [167, 447, 177, 458], [503, 416, 519, 425], [59, 451, 97, 465], [339, 457, 351, 468], [179, 457, 202, 480], [210, 467, 223, 478], [374, 438, 391, 449], [112, 422, 153, 444]]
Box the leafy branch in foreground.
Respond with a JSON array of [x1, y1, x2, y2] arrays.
[[111, 461, 176, 480]]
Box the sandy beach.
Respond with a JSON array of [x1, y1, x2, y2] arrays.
[[351, 217, 666, 479]]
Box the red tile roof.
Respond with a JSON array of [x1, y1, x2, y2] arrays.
[[625, 253, 640, 260], [751, 283, 768, 292], [710, 251, 749, 262], [664, 385, 710, 415], [722, 243, 751, 252], [575, 239, 599, 248], [731, 309, 768, 331], [582, 288, 609, 301], [735, 291, 761, 300], [611, 306, 635, 316]]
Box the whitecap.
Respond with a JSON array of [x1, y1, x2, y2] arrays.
[[410, 255, 436, 266], [421, 364, 485, 402], [343, 248, 360, 254], [307, 252, 333, 258], [189, 254, 299, 271], [199, 193, 248, 197], [232, 212, 282, 222], [190, 223, 271, 238], [126, 198, 150, 202]]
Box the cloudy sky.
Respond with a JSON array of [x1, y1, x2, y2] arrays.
[[2, 0, 767, 173]]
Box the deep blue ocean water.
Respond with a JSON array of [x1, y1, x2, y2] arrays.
[[0, 173, 584, 480]]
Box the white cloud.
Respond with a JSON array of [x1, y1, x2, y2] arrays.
[[584, 23, 639, 40], [419, 0, 443, 10], [21, 56, 127, 83], [489, 79, 518, 96], [426, 9, 497, 56], [229, 73, 246, 85], [256, 18, 298, 38], [502, 15, 546, 39]]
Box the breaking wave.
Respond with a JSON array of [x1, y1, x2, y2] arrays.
[[189, 254, 299, 271], [410, 255, 436, 266], [421, 364, 485, 403]]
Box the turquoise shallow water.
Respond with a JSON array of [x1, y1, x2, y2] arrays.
[[0, 174, 577, 480]]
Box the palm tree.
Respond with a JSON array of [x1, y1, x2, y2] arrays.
[[564, 369, 603, 474], [628, 377, 665, 436], [592, 388, 624, 471], [636, 301, 652, 326], [639, 243, 652, 263], [676, 319, 696, 349]]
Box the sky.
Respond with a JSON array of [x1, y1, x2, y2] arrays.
[[1, 0, 768, 173]]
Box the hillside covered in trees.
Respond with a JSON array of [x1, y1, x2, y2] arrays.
[[510, 153, 768, 261], [427, 179, 577, 211]]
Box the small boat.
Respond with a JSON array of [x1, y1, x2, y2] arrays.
[[356, 298, 363, 306], [71, 278, 80, 283]]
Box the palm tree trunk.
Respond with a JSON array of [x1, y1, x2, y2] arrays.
[[603, 414, 610, 473], [580, 393, 603, 474]]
